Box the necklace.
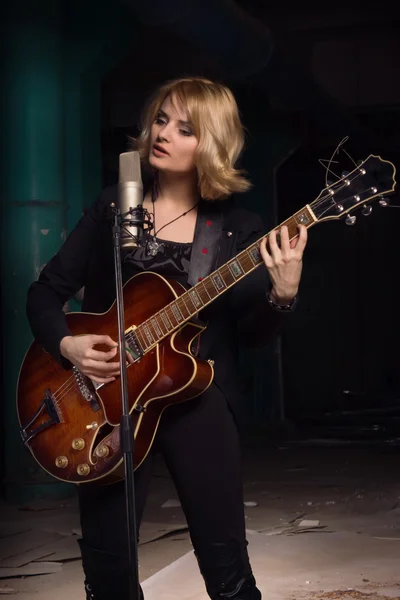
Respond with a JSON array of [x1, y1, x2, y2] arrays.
[[145, 185, 198, 257]]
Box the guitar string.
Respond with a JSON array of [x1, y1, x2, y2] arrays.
[[53, 341, 137, 407], [50, 167, 377, 406], [52, 362, 135, 409], [52, 331, 138, 405], [309, 170, 367, 218], [52, 329, 137, 400]]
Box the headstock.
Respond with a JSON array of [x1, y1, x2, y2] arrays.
[[311, 155, 397, 224]]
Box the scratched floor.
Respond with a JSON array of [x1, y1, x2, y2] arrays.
[[1, 426, 400, 599]]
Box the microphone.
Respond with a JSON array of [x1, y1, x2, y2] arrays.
[[118, 151, 144, 249]]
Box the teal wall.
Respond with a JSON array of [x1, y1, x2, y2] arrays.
[[0, 0, 135, 502]]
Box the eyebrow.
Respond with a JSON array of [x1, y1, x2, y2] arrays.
[[158, 108, 191, 127]]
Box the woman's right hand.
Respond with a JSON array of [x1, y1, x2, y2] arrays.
[[60, 334, 119, 384]]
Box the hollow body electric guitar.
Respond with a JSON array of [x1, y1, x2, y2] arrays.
[[17, 155, 396, 485]]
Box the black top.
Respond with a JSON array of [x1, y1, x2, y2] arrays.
[[124, 237, 192, 282], [26, 184, 294, 423]]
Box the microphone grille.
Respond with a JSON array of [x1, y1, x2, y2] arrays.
[[119, 151, 142, 183]]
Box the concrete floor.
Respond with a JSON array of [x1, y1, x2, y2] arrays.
[[1, 428, 400, 599]]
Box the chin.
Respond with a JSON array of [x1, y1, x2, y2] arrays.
[[149, 154, 167, 169]]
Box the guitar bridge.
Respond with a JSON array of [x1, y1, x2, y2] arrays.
[[72, 367, 101, 411], [20, 389, 61, 445]]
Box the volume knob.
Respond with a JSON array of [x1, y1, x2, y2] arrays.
[[95, 444, 110, 458], [55, 456, 68, 468], [72, 438, 85, 450], [77, 463, 91, 476]]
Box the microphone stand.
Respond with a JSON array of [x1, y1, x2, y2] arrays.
[[111, 203, 142, 600]]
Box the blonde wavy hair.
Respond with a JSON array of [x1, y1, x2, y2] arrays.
[[134, 77, 252, 200]]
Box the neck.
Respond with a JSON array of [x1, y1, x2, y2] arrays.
[[154, 170, 199, 210]]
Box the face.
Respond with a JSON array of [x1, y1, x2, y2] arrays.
[[148, 94, 199, 175]]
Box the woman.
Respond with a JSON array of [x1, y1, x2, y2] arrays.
[[26, 76, 307, 599]]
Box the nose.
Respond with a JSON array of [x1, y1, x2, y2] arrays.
[[157, 121, 172, 143], [157, 132, 170, 144]]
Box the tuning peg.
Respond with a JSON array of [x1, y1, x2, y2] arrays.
[[345, 214, 356, 226], [362, 205, 372, 216], [379, 197, 388, 207], [336, 204, 344, 213]]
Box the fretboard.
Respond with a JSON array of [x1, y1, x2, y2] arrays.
[[133, 204, 316, 352]]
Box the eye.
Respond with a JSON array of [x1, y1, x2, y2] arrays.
[[155, 115, 166, 125], [180, 129, 193, 136]]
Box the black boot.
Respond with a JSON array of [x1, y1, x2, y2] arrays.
[[78, 539, 144, 600], [194, 539, 262, 599]]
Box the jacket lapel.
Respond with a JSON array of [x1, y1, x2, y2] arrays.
[[187, 200, 223, 287]]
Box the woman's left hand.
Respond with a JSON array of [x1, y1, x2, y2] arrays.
[[260, 224, 308, 304]]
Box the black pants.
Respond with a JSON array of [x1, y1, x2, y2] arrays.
[[77, 384, 261, 599]]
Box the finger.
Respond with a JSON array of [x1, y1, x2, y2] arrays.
[[85, 366, 119, 378], [88, 374, 116, 384], [290, 225, 308, 251], [126, 350, 135, 364], [88, 347, 118, 362], [297, 224, 308, 250], [267, 229, 281, 257], [97, 361, 120, 374], [259, 236, 274, 267], [90, 334, 118, 348], [80, 359, 120, 374], [279, 226, 290, 255], [291, 224, 308, 251]]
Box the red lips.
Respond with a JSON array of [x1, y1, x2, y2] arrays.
[[153, 143, 169, 155]]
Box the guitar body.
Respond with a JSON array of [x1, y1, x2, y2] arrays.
[[17, 272, 214, 485]]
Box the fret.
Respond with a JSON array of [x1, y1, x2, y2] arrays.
[[196, 281, 212, 303], [228, 258, 244, 279], [160, 309, 173, 332], [188, 288, 203, 310], [170, 303, 184, 324], [142, 323, 155, 345], [134, 328, 147, 351], [248, 244, 262, 266], [219, 265, 235, 287], [241, 254, 254, 273], [177, 299, 190, 321], [178, 296, 191, 318], [153, 315, 166, 336], [151, 317, 163, 339], [211, 271, 226, 292], [148, 320, 159, 341], [203, 279, 219, 300], [183, 290, 198, 313], [165, 306, 179, 327]]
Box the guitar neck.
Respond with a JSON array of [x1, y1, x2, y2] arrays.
[[133, 204, 317, 353]]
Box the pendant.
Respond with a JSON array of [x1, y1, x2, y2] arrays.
[[146, 236, 164, 257]]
